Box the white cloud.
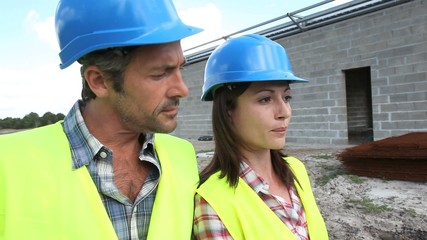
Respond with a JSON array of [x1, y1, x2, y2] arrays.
[[0, 63, 81, 118], [178, 3, 226, 53], [24, 10, 58, 51]]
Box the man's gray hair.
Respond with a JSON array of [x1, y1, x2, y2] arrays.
[[78, 47, 137, 102]]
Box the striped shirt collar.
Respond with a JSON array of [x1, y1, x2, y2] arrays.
[[62, 100, 158, 170], [239, 161, 266, 194]]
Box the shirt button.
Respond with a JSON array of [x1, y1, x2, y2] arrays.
[[99, 151, 107, 159]]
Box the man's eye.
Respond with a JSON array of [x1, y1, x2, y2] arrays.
[[152, 72, 167, 79]]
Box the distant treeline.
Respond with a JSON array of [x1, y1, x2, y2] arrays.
[[0, 112, 65, 129]]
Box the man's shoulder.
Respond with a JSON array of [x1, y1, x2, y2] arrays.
[[154, 133, 191, 145], [0, 123, 64, 145]]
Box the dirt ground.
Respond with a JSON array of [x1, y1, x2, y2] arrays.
[[191, 139, 427, 240]]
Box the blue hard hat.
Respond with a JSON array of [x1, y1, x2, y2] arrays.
[[201, 34, 307, 101], [55, 0, 203, 69]]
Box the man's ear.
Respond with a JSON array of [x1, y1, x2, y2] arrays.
[[84, 66, 109, 98]]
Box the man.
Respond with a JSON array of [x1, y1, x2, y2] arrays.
[[0, 0, 202, 239]]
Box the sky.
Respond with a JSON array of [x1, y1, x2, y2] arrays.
[[0, 0, 350, 119]]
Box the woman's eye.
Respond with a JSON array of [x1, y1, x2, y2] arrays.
[[259, 97, 271, 103], [284, 95, 293, 102]]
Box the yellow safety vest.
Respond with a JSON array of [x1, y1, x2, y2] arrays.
[[196, 157, 329, 240], [0, 122, 198, 240]]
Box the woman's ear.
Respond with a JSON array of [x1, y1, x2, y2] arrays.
[[227, 109, 232, 118], [84, 66, 110, 98], [227, 108, 234, 124]]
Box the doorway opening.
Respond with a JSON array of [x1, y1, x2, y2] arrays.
[[344, 67, 374, 144]]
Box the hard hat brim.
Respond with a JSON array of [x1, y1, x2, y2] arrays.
[[201, 72, 308, 101]]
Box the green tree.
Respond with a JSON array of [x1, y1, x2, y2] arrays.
[[55, 113, 65, 122], [22, 112, 40, 128], [0, 117, 12, 129], [41, 112, 56, 125], [0, 112, 65, 130]]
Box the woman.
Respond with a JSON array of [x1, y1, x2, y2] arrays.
[[193, 34, 328, 240]]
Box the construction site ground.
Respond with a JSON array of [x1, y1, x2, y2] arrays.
[[190, 139, 427, 240]]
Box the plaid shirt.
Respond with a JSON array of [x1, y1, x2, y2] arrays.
[[193, 161, 309, 240], [62, 101, 161, 240]]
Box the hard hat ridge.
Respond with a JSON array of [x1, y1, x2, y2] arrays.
[[201, 34, 307, 101]]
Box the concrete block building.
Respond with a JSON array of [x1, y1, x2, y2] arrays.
[[175, 0, 427, 145]]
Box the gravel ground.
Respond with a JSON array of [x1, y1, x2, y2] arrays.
[[190, 139, 427, 240]]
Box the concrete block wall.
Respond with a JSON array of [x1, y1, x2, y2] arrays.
[[174, 0, 427, 144], [173, 61, 213, 140]]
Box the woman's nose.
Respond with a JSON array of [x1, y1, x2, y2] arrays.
[[277, 100, 291, 120]]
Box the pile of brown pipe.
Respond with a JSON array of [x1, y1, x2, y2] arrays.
[[337, 132, 427, 182]]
